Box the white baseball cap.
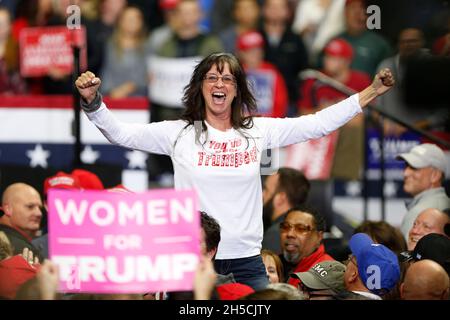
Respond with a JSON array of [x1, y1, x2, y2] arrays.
[[396, 143, 447, 175]]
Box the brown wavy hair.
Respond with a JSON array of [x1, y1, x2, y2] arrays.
[[181, 52, 257, 131]]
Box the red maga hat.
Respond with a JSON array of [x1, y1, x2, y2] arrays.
[[159, 0, 179, 10], [237, 31, 265, 51], [216, 283, 255, 300], [324, 38, 354, 60], [71, 169, 104, 190], [43, 171, 81, 195]]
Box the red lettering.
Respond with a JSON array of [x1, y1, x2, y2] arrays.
[[221, 143, 228, 152], [235, 153, 243, 167], [251, 146, 257, 162], [212, 155, 219, 166], [197, 152, 205, 166], [204, 155, 211, 166], [244, 152, 250, 164], [222, 154, 231, 166]]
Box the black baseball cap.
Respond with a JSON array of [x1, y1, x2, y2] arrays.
[[412, 233, 450, 275]]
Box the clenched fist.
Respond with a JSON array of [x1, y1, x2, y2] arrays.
[[75, 71, 102, 104], [371, 68, 395, 96]]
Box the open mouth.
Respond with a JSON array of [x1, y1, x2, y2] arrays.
[[212, 92, 226, 104], [409, 236, 419, 244]]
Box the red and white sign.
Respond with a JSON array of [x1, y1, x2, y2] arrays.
[[19, 26, 87, 77], [48, 189, 200, 294], [283, 131, 339, 180]]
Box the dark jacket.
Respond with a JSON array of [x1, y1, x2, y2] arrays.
[[260, 27, 308, 105], [0, 224, 43, 261]]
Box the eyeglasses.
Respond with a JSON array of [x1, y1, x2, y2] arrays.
[[344, 254, 357, 267], [279, 222, 315, 234], [203, 74, 235, 85]]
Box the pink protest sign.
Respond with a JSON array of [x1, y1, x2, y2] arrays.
[[47, 189, 200, 294]]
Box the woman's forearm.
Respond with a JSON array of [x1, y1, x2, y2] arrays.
[[358, 85, 378, 108]]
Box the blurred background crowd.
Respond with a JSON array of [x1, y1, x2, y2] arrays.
[[0, 0, 449, 301]]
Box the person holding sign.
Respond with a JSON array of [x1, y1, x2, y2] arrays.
[[75, 52, 394, 290]]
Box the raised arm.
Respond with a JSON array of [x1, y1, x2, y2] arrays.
[[359, 68, 395, 108], [75, 71, 180, 156], [75, 71, 102, 106], [261, 68, 395, 149]]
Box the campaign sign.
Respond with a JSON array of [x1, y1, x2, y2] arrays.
[[366, 128, 421, 170], [246, 70, 274, 115], [147, 55, 201, 107], [283, 131, 338, 180], [47, 189, 200, 294], [19, 26, 87, 77]]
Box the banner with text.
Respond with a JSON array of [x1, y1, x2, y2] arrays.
[[48, 189, 200, 294], [283, 131, 339, 180], [19, 26, 87, 77]]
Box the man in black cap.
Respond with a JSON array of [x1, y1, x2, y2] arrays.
[[411, 233, 450, 277]]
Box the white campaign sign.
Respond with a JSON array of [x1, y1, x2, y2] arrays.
[[147, 56, 202, 108]]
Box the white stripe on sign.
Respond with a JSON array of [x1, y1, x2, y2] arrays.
[[58, 237, 96, 245], [153, 236, 192, 244]]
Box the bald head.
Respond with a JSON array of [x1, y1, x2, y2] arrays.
[[2, 183, 40, 204], [1, 183, 42, 236], [408, 208, 449, 250], [401, 260, 450, 300]]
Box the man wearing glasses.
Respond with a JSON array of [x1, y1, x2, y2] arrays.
[[278, 206, 334, 287]]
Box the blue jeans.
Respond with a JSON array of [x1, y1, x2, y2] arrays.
[[214, 255, 269, 291]]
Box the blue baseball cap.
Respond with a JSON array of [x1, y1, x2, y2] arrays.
[[349, 233, 400, 294]]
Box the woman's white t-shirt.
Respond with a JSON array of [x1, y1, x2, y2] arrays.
[[86, 94, 361, 259]]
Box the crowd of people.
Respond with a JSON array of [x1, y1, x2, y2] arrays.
[[1, 0, 448, 183], [0, 0, 449, 301], [0, 141, 449, 300]]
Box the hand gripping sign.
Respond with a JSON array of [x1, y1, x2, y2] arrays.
[[47, 189, 200, 294]]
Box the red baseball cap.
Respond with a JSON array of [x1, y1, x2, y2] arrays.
[[0, 256, 38, 299], [71, 169, 104, 190], [216, 283, 255, 300], [237, 31, 264, 51], [43, 171, 82, 195], [159, 0, 179, 10], [324, 38, 354, 60]]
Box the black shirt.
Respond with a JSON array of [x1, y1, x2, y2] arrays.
[[0, 224, 43, 261]]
